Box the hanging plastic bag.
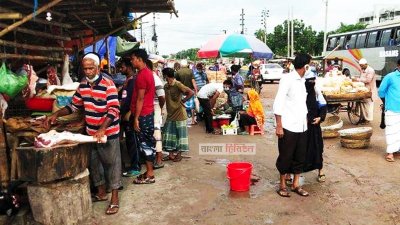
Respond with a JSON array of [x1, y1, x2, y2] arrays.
[[62, 54, 73, 85], [0, 62, 28, 98]]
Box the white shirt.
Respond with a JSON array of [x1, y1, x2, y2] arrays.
[[273, 70, 308, 132], [197, 83, 223, 99], [153, 73, 165, 105]]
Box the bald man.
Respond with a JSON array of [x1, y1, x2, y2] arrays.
[[45, 53, 122, 215]]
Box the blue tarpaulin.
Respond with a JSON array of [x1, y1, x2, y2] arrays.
[[84, 37, 117, 67]]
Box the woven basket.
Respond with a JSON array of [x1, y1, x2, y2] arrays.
[[340, 138, 370, 149], [321, 116, 343, 131], [338, 127, 373, 140], [322, 130, 340, 138], [324, 91, 371, 101]]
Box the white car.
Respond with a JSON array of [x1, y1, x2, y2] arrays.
[[260, 63, 284, 83]]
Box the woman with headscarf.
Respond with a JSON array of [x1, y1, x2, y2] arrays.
[[303, 71, 327, 182], [238, 89, 265, 135]]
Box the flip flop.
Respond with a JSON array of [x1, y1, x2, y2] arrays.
[[276, 188, 291, 197], [317, 174, 326, 183], [385, 156, 395, 162], [92, 195, 108, 202], [291, 186, 309, 197], [106, 204, 119, 215]]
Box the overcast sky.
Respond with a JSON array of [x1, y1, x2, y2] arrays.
[[135, 0, 398, 55]]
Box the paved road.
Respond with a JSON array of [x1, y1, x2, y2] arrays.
[[89, 83, 399, 225]]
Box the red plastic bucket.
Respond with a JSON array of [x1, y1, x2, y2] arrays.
[[227, 162, 252, 192]]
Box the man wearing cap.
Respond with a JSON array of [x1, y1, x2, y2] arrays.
[[378, 58, 400, 162], [176, 59, 198, 125], [355, 58, 377, 124], [45, 52, 122, 215]]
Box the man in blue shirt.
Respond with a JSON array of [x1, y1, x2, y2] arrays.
[[378, 58, 400, 162]]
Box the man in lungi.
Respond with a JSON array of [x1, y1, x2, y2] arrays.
[[130, 49, 156, 184], [355, 58, 377, 124], [161, 68, 194, 161], [175, 59, 198, 125], [45, 52, 122, 215], [273, 53, 312, 197], [378, 58, 400, 162]]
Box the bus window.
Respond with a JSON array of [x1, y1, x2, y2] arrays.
[[395, 28, 400, 45], [380, 29, 393, 46], [348, 34, 357, 49], [356, 33, 367, 48], [338, 36, 345, 49], [328, 37, 337, 50], [367, 31, 378, 48]]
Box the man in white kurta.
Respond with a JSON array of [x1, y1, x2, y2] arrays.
[[356, 58, 377, 123]]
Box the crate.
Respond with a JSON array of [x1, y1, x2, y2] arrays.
[[222, 127, 238, 135]]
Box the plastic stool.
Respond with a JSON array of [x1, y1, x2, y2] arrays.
[[249, 125, 264, 135]]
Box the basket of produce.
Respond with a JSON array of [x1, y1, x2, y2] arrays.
[[221, 124, 238, 135], [323, 91, 371, 101], [320, 116, 343, 138]]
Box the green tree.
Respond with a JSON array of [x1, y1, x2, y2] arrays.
[[174, 48, 199, 61], [254, 29, 267, 43], [333, 22, 367, 34]]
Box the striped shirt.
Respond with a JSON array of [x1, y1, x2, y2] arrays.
[[193, 71, 207, 90], [66, 74, 120, 139]]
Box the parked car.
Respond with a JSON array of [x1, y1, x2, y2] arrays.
[[260, 63, 284, 83]]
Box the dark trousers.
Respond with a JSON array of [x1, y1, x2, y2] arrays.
[[123, 120, 141, 171], [276, 129, 308, 174], [198, 98, 214, 133]]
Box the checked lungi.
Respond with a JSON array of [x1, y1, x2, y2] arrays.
[[162, 120, 189, 152], [385, 110, 400, 153], [137, 113, 156, 162]]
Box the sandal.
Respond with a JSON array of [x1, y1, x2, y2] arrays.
[[133, 175, 155, 184], [212, 130, 222, 135], [173, 154, 183, 162], [162, 155, 175, 161], [276, 188, 291, 197], [92, 195, 108, 202], [386, 154, 395, 162], [291, 186, 309, 197], [317, 174, 326, 183], [105, 204, 119, 215]]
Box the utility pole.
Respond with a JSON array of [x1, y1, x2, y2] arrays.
[[140, 19, 143, 43], [240, 8, 245, 34], [287, 9, 290, 58], [291, 7, 294, 57], [323, 0, 328, 56], [151, 13, 158, 54], [261, 9, 269, 43], [222, 29, 227, 34]]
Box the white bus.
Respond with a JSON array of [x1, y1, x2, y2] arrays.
[[325, 21, 400, 84]]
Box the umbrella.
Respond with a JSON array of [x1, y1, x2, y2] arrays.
[[197, 34, 274, 59]]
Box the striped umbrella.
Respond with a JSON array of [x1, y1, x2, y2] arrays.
[[197, 34, 274, 59]]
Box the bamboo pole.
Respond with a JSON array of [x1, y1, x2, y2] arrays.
[[0, 7, 72, 28], [0, 22, 71, 41], [79, 12, 150, 51], [0, 39, 71, 51], [8, 0, 66, 18], [0, 0, 64, 37], [0, 53, 63, 62], [0, 13, 22, 19]]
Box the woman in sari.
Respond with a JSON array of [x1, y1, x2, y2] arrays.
[[238, 89, 265, 134]]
